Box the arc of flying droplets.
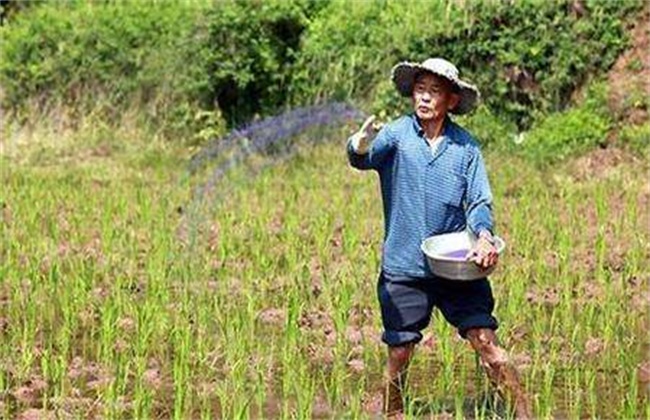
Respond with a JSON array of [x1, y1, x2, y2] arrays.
[[188, 102, 367, 172], [180, 102, 367, 244], [188, 102, 367, 203]]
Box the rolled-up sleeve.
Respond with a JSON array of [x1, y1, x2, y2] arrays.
[[465, 147, 494, 236], [347, 125, 396, 171]]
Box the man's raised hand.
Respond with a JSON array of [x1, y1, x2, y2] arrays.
[[350, 115, 383, 154]]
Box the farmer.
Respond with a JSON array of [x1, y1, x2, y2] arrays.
[[347, 58, 532, 418]]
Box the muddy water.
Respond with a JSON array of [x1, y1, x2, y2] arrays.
[[403, 361, 642, 419], [256, 343, 644, 418]]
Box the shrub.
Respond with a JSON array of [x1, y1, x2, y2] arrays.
[[455, 105, 518, 150], [291, 0, 469, 106], [0, 0, 326, 138], [0, 2, 201, 115], [410, 0, 642, 129], [517, 82, 612, 165], [194, 0, 323, 126], [619, 123, 650, 156], [0, 0, 644, 147]]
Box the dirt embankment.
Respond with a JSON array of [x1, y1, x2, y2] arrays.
[[567, 7, 649, 181], [607, 6, 650, 126]]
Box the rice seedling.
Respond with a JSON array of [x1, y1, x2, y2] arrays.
[[1, 112, 647, 418]]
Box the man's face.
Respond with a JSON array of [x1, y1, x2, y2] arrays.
[[411, 73, 460, 122]]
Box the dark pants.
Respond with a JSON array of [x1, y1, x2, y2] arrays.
[[377, 270, 499, 346]]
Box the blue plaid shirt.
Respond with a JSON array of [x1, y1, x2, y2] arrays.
[[347, 114, 494, 278]]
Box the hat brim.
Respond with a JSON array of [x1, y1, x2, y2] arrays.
[[391, 62, 480, 115]]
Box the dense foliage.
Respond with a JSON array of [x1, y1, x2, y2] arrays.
[[0, 2, 197, 113], [519, 82, 612, 163], [0, 0, 645, 154], [193, 0, 323, 125], [410, 0, 641, 129]]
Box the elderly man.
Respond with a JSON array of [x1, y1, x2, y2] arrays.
[[347, 58, 531, 418]]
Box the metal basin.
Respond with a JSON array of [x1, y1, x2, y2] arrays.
[[420, 231, 506, 281]]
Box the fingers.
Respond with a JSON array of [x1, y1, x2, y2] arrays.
[[486, 251, 499, 268], [466, 249, 479, 263], [470, 254, 492, 269], [360, 115, 385, 137], [467, 242, 499, 269], [360, 115, 376, 132], [482, 252, 498, 268]]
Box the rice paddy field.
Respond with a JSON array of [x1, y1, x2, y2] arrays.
[[1, 123, 648, 419]]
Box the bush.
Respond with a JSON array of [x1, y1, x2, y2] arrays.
[[293, 0, 641, 132], [194, 0, 323, 125], [0, 0, 44, 25], [455, 105, 518, 149], [292, 0, 467, 106], [0, 0, 644, 146], [517, 82, 612, 165], [295, 0, 640, 123], [0, 1, 226, 141], [409, 0, 642, 129], [0, 2, 201, 115], [619, 123, 650, 156], [0, 0, 326, 138]]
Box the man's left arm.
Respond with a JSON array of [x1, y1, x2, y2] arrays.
[[465, 147, 499, 269], [465, 147, 494, 238]]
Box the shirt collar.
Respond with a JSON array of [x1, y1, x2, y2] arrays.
[[410, 113, 454, 140]]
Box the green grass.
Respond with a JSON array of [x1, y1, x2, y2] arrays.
[[1, 126, 648, 419]]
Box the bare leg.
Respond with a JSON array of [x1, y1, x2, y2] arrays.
[[466, 328, 532, 419], [383, 343, 415, 416]]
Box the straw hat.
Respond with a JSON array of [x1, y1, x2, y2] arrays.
[[391, 58, 480, 115]]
